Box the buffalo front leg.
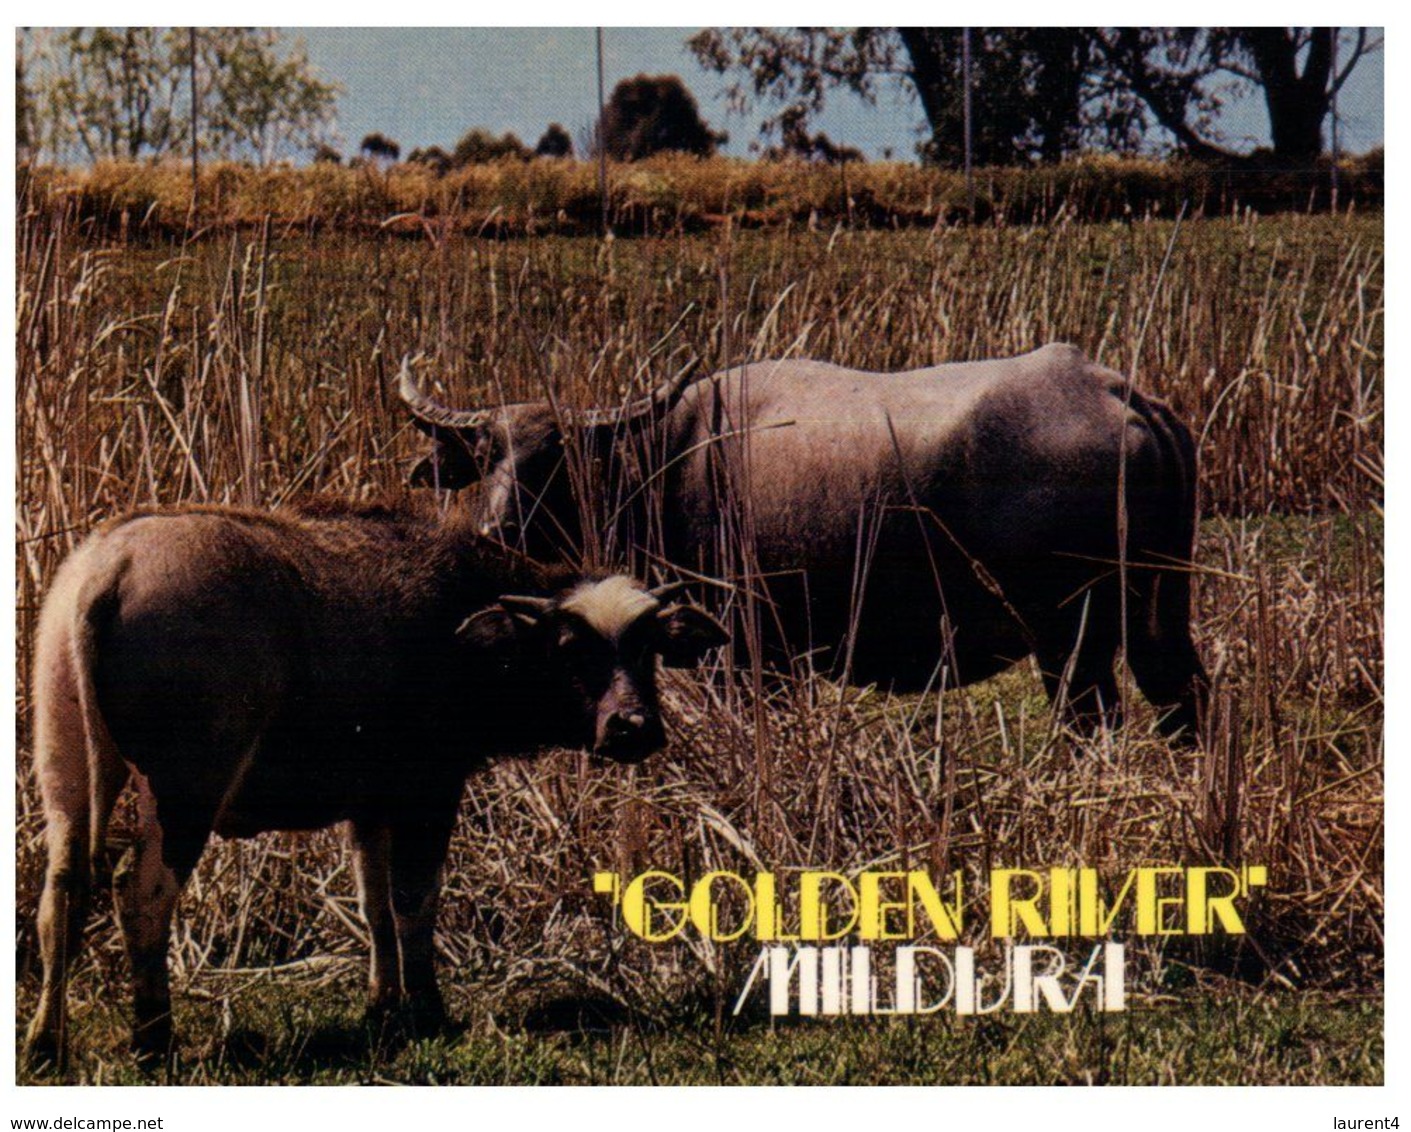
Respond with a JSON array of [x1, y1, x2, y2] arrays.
[[1035, 590, 1123, 737], [1130, 634, 1209, 742], [349, 822, 400, 1019], [1127, 571, 1210, 744], [388, 808, 458, 1032], [113, 778, 206, 1062]]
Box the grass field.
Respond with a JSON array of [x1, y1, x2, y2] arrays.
[[16, 975, 1383, 1085], [14, 190, 1383, 1084]]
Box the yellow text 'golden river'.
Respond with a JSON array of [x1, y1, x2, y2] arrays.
[[593, 866, 1269, 943]]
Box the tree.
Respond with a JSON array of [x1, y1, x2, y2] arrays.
[[407, 145, 452, 175], [39, 28, 185, 161], [451, 128, 530, 165], [199, 30, 339, 165], [599, 74, 726, 161], [534, 122, 574, 158], [689, 27, 1379, 165], [20, 27, 339, 165], [16, 34, 38, 158], [690, 28, 1096, 166], [360, 132, 400, 163], [765, 107, 862, 164], [1094, 28, 1379, 164], [902, 29, 1098, 164]]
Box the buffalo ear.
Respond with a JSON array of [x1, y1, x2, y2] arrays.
[[457, 594, 557, 652], [655, 603, 729, 667], [410, 436, 483, 490], [455, 606, 520, 652]]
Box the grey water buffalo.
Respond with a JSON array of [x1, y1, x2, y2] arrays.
[[25, 496, 726, 1063], [401, 342, 1208, 738]]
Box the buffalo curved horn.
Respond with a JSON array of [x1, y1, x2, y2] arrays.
[[647, 580, 695, 604], [497, 595, 556, 624], [570, 357, 700, 429], [397, 356, 496, 434]]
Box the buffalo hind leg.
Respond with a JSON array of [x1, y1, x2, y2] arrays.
[[1128, 572, 1210, 743], [349, 822, 400, 1022], [113, 778, 208, 1063], [388, 807, 458, 1033], [25, 816, 92, 1068], [24, 632, 127, 1069]]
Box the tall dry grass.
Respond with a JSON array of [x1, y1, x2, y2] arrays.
[[14, 188, 1382, 1075]]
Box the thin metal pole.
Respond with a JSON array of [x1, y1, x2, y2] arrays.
[[1329, 27, 1340, 211], [189, 27, 199, 222], [596, 28, 609, 235], [962, 28, 974, 219]]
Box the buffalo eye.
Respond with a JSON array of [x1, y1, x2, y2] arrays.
[[557, 622, 584, 653], [614, 615, 658, 660], [474, 431, 501, 467], [410, 434, 482, 489], [552, 617, 610, 669]]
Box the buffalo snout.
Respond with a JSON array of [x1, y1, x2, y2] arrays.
[[594, 707, 666, 762]]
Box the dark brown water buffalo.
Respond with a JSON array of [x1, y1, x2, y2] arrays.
[[401, 343, 1208, 740], [24, 497, 726, 1063]]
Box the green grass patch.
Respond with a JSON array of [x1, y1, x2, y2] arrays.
[[20, 975, 1381, 1086]]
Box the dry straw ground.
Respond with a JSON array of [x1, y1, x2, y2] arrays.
[[14, 172, 1383, 1083]]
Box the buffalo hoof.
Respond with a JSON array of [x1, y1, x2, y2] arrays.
[[363, 997, 460, 1047], [131, 1015, 175, 1069], [22, 1030, 64, 1074], [404, 992, 454, 1036], [1063, 703, 1124, 740], [362, 999, 402, 1045], [1156, 709, 1202, 748]]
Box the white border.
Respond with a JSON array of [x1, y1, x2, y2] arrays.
[[4, 9, 1399, 1125]]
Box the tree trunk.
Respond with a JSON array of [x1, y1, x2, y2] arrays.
[[898, 28, 951, 152], [1238, 28, 1333, 165]]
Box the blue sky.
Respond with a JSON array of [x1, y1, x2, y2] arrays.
[[294, 27, 1384, 162]]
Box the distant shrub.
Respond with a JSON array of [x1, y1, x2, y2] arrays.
[[535, 123, 573, 159], [360, 133, 400, 163], [26, 152, 1383, 238], [452, 128, 530, 166], [407, 146, 453, 176]]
